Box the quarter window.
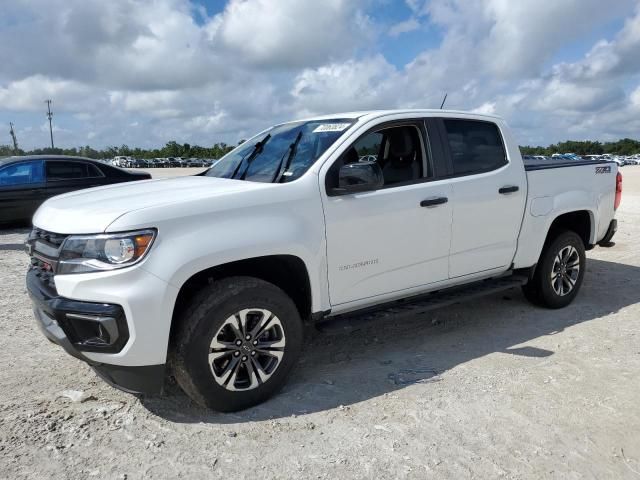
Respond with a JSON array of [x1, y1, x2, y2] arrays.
[[443, 119, 507, 175]]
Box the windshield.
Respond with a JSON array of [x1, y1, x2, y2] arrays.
[[205, 119, 355, 183]]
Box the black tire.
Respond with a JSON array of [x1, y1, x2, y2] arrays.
[[522, 230, 586, 309], [170, 276, 303, 412]]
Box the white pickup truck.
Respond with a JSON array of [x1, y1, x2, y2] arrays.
[[25, 110, 621, 411]]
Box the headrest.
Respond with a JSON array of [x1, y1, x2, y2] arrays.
[[343, 147, 359, 164], [388, 129, 414, 158]]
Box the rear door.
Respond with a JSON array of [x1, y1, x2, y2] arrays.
[[0, 160, 47, 222], [45, 160, 106, 197], [438, 118, 526, 278]]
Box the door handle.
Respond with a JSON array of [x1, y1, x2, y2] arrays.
[[499, 185, 519, 194], [420, 197, 448, 207]]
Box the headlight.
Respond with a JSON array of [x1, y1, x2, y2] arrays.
[[58, 229, 156, 274]]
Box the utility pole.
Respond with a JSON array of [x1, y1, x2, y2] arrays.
[[9, 122, 19, 154], [45, 99, 54, 148]]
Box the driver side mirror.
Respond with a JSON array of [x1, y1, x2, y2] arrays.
[[331, 161, 384, 195]]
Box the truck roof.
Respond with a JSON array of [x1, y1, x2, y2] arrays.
[[292, 109, 504, 123]]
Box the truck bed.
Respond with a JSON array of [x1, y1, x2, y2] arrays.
[[512, 157, 618, 269]]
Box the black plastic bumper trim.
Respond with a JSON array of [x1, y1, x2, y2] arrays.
[[27, 268, 129, 353], [598, 219, 617, 246], [92, 364, 165, 395], [26, 269, 165, 395], [32, 305, 91, 363]]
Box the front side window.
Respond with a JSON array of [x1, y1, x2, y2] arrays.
[[443, 119, 507, 175], [205, 119, 355, 183], [327, 124, 428, 190], [0, 161, 45, 186]]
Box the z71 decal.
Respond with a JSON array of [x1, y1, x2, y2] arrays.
[[595, 166, 611, 174]]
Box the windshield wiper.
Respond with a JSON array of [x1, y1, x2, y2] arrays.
[[230, 134, 271, 180], [272, 131, 303, 183]]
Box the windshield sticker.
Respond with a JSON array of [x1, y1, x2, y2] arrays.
[[313, 123, 351, 133]]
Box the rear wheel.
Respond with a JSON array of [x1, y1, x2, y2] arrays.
[[170, 277, 303, 412], [522, 230, 586, 309]]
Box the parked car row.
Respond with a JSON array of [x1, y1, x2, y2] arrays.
[[585, 154, 640, 166], [106, 156, 216, 168], [522, 153, 640, 166]]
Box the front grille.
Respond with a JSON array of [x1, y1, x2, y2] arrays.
[[30, 228, 68, 248], [27, 228, 69, 290], [29, 256, 57, 289]]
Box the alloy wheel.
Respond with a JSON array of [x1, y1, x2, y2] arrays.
[[208, 309, 286, 391], [550, 245, 580, 296]]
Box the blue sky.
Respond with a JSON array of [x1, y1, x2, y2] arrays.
[[1, 0, 639, 150]]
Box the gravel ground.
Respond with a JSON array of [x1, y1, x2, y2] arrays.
[[1, 168, 639, 479]]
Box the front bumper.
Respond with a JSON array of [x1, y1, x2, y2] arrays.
[[27, 269, 164, 395]]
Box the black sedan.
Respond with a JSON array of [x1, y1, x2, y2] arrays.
[[0, 155, 151, 224]]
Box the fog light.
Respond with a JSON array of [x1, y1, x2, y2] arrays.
[[66, 313, 118, 346]]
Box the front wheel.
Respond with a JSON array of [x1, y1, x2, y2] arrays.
[[170, 277, 303, 412], [522, 230, 586, 309]]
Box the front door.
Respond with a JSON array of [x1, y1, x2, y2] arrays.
[[321, 121, 453, 306], [0, 160, 47, 223]]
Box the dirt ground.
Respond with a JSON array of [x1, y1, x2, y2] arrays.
[[1, 167, 639, 479]]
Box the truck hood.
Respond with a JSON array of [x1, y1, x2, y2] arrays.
[[33, 176, 271, 234]]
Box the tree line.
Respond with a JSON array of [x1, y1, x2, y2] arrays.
[[520, 138, 640, 156], [2, 137, 639, 159], [0, 140, 238, 160]]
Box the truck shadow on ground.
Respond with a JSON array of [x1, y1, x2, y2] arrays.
[[143, 258, 640, 423]]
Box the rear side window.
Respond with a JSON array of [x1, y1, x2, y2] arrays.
[[443, 119, 507, 175], [87, 164, 104, 177], [0, 161, 45, 186], [46, 161, 101, 180]]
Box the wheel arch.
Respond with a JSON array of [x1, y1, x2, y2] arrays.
[[169, 255, 313, 346], [544, 209, 594, 248]]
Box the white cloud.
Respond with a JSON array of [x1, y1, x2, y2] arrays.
[[471, 102, 497, 115], [388, 17, 420, 37], [0, 75, 98, 111], [291, 56, 400, 115], [1, 0, 639, 149], [631, 85, 640, 106], [532, 79, 625, 113], [210, 0, 371, 68], [550, 5, 640, 82], [482, 0, 635, 77], [109, 90, 183, 116]]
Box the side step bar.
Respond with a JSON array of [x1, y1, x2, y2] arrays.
[[318, 274, 529, 334]]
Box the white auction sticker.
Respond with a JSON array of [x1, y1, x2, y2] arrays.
[[313, 123, 351, 133]]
